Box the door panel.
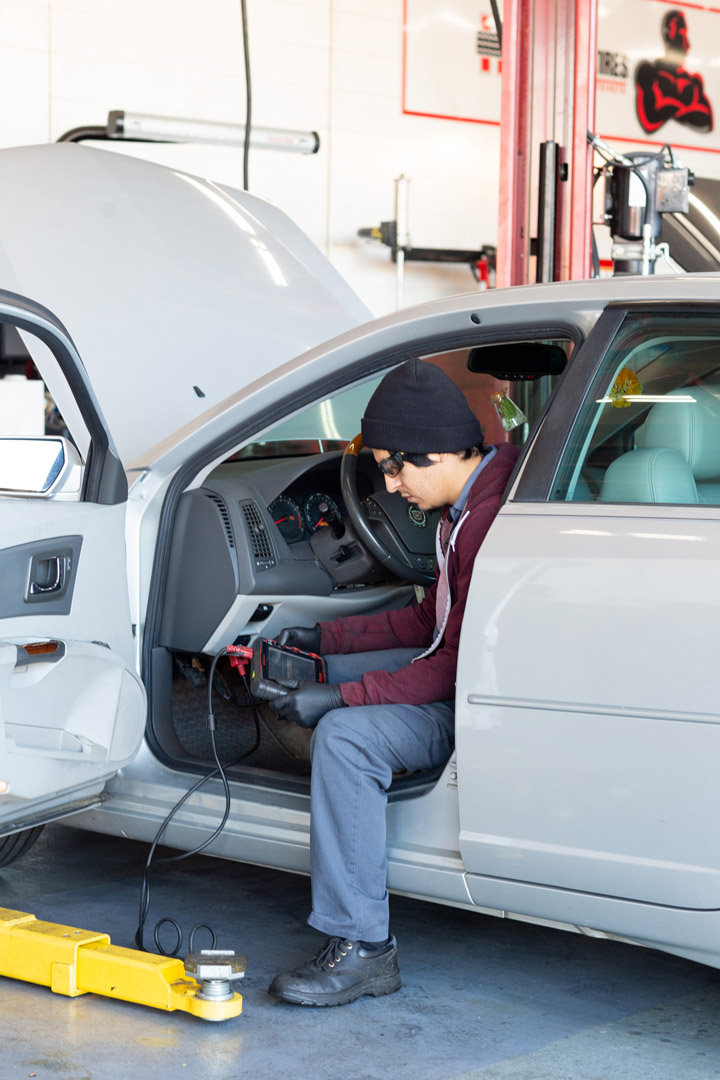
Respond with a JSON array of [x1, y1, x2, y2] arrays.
[[0, 500, 146, 827], [0, 295, 144, 831], [456, 507, 720, 910], [1, 642, 144, 799]]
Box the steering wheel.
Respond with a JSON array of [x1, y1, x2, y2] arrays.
[[340, 434, 437, 587]]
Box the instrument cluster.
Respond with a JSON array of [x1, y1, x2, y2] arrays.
[[269, 491, 344, 545]]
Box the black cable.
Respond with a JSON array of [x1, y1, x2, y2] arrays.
[[590, 166, 605, 278], [135, 651, 262, 954], [489, 0, 502, 49], [240, 0, 252, 191]]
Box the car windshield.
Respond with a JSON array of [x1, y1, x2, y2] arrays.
[[232, 377, 383, 459]]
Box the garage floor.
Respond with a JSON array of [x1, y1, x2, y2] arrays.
[[2, 824, 719, 1080]]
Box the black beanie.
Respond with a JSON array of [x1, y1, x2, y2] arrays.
[[361, 358, 483, 453]]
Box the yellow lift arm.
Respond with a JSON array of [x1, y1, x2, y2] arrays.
[[0, 908, 244, 1021]]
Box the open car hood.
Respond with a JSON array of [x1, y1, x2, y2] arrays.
[[0, 144, 370, 466]]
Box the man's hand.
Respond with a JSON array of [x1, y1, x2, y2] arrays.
[[275, 625, 322, 652], [252, 677, 344, 728]]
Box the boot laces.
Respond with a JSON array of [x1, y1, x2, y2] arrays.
[[315, 936, 353, 969]]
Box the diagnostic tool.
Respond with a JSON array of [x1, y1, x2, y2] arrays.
[[252, 637, 327, 688]]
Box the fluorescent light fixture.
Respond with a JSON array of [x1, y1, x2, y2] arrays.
[[106, 110, 319, 155]]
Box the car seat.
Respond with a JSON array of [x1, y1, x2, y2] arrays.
[[640, 385, 720, 503], [599, 445, 698, 503], [599, 385, 720, 504]]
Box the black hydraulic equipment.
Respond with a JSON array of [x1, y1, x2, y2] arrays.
[[588, 131, 694, 275]]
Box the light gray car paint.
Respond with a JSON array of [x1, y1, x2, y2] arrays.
[[3, 145, 720, 970]]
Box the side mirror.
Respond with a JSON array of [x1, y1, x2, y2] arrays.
[[0, 436, 82, 498]]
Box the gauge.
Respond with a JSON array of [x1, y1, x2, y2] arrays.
[[304, 492, 341, 533], [269, 495, 304, 543]]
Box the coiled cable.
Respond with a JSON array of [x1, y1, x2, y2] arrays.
[[134, 647, 261, 954]]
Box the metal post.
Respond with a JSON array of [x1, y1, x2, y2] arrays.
[[498, 0, 598, 285], [497, 0, 533, 287], [567, 0, 598, 280], [394, 174, 410, 309]]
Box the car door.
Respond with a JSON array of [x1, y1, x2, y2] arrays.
[[456, 302, 720, 913], [0, 293, 145, 833]]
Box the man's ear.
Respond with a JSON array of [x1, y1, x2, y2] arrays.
[[426, 453, 447, 463]]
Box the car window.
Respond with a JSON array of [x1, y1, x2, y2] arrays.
[[0, 323, 88, 446], [235, 341, 568, 461], [437, 342, 570, 446], [0, 321, 92, 499], [0, 324, 61, 437], [552, 312, 720, 505]]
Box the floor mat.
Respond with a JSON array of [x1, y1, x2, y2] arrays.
[[171, 656, 311, 775]]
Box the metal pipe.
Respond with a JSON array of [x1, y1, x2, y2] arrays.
[[536, 141, 558, 281]]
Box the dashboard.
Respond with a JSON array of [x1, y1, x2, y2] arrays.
[[159, 451, 430, 654], [269, 489, 345, 544]]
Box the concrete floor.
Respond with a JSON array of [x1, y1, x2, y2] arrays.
[[1, 823, 719, 1080]]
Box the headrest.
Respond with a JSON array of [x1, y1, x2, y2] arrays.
[[599, 447, 698, 504], [642, 386, 720, 480]]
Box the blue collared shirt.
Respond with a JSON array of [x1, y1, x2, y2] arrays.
[[449, 446, 497, 525]]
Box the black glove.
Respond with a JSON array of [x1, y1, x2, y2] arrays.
[[275, 625, 322, 652], [251, 678, 344, 728]]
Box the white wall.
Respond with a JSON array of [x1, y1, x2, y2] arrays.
[[3, 0, 498, 316]]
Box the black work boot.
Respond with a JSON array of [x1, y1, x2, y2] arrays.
[[268, 936, 401, 1006]]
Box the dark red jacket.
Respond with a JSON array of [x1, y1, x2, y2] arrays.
[[319, 442, 520, 706]]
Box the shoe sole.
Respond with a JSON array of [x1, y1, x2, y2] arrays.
[[269, 972, 402, 1007]]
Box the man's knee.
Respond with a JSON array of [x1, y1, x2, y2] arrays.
[[311, 707, 375, 762]]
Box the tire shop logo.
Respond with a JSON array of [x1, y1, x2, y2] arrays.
[[634, 10, 713, 133]]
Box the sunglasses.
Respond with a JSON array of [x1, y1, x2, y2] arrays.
[[376, 451, 406, 478]]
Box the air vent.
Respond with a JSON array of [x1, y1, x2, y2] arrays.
[[205, 492, 235, 548], [240, 500, 276, 569]]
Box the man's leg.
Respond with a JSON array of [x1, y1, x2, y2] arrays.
[[308, 695, 454, 941], [324, 647, 422, 684], [269, 649, 454, 1005]]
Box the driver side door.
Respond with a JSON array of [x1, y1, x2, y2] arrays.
[[0, 294, 146, 834]]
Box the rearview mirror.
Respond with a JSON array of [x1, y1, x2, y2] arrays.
[[0, 437, 82, 497], [467, 342, 568, 380]]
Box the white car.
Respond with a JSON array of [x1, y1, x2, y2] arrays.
[[2, 143, 720, 973]]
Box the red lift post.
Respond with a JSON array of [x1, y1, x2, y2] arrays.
[[497, 0, 598, 287]]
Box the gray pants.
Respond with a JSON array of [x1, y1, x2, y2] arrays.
[[307, 648, 455, 943]]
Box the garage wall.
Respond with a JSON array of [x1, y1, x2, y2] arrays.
[[3, 0, 497, 316]]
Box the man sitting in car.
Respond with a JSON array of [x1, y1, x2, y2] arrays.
[[257, 358, 519, 1007]]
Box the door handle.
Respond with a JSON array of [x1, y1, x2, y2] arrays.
[[29, 557, 66, 595], [25, 550, 73, 603]]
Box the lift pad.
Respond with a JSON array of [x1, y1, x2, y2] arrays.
[[0, 908, 243, 1021]]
